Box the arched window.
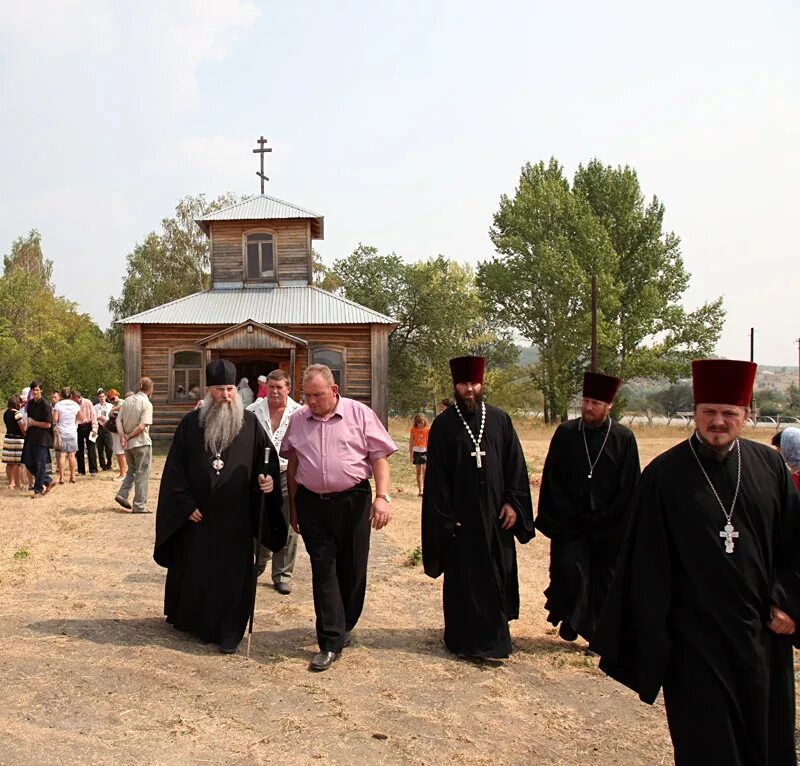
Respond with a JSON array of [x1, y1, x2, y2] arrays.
[[244, 231, 275, 280], [312, 347, 346, 392], [171, 349, 202, 402]]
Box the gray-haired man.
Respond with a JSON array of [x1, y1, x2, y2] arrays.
[[247, 369, 301, 594]]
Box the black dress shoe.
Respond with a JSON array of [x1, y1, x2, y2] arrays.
[[558, 621, 579, 642], [274, 581, 292, 595], [219, 635, 241, 654], [309, 650, 339, 672], [343, 631, 353, 648]]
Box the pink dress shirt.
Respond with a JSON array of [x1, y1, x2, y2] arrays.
[[78, 398, 98, 431], [280, 396, 397, 494]]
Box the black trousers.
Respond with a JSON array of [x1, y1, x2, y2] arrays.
[[296, 481, 372, 653], [76, 423, 98, 474], [96, 426, 114, 469]]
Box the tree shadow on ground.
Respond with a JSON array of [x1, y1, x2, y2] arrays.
[[28, 616, 239, 658], [249, 625, 451, 661], [25, 618, 495, 668], [28, 617, 579, 671]]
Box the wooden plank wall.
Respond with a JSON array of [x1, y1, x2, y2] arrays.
[[210, 219, 312, 284], [370, 325, 390, 425], [123, 325, 142, 394], [286, 324, 372, 404], [137, 323, 378, 439]]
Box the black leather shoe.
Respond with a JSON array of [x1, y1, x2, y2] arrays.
[[274, 581, 292, 595], [558, 621, 578, 642], [219, 635, 241, 654], [309, 650, 339, 672], [343, 631, 352, 648]]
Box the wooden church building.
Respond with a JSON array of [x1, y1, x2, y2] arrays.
[[120, 157, 396, 438]]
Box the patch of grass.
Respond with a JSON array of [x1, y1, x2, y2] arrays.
[[405, 546, 423, 567], [13, 547, 30, 560]]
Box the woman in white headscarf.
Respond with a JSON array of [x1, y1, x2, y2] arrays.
[[237, 377, 254, 408], [777, 427, 800, 494]]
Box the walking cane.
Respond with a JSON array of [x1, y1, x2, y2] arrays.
[[247, 447, 270, 659]]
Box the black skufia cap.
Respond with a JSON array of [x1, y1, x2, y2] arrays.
[[206, 359, 237, 386]]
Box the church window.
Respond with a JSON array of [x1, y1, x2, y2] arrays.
[[312, 347, 346, 391], [171, 349, 202, 402], [245, 232, 275, 280]]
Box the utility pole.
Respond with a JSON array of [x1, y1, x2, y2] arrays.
[[749, 328, 755, 416], [797, 338, 800, 391], [590, 274, 598, 372]]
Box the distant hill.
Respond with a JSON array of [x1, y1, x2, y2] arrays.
[[757, 366, 799, 393], [512, 349, 797, 392]]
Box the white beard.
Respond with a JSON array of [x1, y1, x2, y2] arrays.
[[199, 392, 244, 454]]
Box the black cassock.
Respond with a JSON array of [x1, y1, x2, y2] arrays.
[[595, 436, 800, 766], [154, 409, 286, 645], [536, 418, 640, 642], [422, 404, 534, 658]]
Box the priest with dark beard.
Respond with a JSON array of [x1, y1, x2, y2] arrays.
[[536, 371, 640, 648], [596, 359, 800, 765], [154, 359, 285, 654], [422, 356, 534, 659]]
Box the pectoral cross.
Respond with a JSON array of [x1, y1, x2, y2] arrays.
[[471, 449, 486, 468], [719, 522, 739, 554]]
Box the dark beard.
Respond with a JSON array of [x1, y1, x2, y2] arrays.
[[454, 391, 484, 415]]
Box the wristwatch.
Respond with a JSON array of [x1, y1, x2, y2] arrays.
[[376, 493, 392, 503]]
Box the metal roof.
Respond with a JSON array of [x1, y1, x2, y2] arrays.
[[118, 286, 397, 326], [195, 194, 324, 239]]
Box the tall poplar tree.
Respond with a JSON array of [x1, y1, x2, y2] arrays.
[[478, 159, 617, 421], [478, 158, 724, 421]]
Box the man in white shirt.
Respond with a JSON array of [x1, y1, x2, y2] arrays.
[[247, 369, 301, 594], [115, 377, 154, 514], [94, 390, 114, 471]]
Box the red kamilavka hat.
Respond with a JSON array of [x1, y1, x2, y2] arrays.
[[449, 356, 485, 385], [582, 371, 622, 404], [692, 359, 757, 406]]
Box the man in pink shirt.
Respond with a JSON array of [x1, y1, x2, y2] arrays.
[[281, 364, 396, 672]]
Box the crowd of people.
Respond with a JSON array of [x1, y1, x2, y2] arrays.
[[3, 384, 132, 496], [5, 355, 800, 764]]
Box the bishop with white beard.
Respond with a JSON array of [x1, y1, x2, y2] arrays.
[[154, 359, 285, 654]]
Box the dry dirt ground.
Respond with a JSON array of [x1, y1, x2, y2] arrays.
[[0, 421, 795, 766]]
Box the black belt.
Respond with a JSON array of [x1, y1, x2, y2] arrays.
[[298, 479, 370, 501]]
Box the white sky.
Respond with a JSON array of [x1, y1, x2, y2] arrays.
[[1, 0, 797, 365]]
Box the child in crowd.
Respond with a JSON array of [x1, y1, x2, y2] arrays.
[[409, 414, 430, 497]]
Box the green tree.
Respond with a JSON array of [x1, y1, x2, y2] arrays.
[[787, 383, 800, 415], [485, 365, 544, 417], [479, 158, 725, 421], [327, 246, 516, 409], [108, 193, 242, 328], [651, 382, 693, 416], [3, 229, 54, 290], [755, 388, 787, 418], [0, 234, 122, 399], [573, 160, 724, 380], [478, 159, 617, 422]]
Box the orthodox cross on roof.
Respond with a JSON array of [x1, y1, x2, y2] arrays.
[[253, 136, 272, 193]]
